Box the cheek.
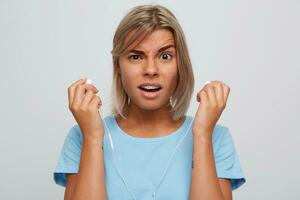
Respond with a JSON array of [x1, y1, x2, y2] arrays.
[[164, 64, 178, 84], [119, 65, 140, 93], [120, 71, 133, 91], [119, 58, 141, 75], [170, 72, 179, 91]]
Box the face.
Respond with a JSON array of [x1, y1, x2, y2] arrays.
[[118, 28, 178, 111]]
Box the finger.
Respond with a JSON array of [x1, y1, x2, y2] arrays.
[[82, 84, 99, 96], [222, 83, 230, 103], [213, 82, 224, 106], [72, 84, 99, 107], [81, 89, 98, 108], [205, 85, 217, 106], [68, 78, 87, 107], [198, 90, 208, 106], [90, 95, 102, 109]]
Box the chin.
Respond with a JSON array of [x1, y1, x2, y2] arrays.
[[133, 98, 171, 111], [139, 105, 162, 111]]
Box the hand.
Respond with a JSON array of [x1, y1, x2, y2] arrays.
[[68, 78, 105, 140], [192, 80, 230, 138]]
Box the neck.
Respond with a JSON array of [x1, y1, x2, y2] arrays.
[[115, 101, 186, 138], [125, 101, 175, 126]]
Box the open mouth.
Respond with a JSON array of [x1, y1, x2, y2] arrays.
[[138, 87, 162, 92], [138, 86, 162, 99]]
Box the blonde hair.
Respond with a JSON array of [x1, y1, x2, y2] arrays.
[[109, 4, 194, 121]]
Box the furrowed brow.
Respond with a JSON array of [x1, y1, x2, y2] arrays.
[[158, 44, 175, 53], [129, 44, 176, 55], [129, 49, 145, 55]]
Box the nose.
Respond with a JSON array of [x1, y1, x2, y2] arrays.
[[143, 57, 158, 77]]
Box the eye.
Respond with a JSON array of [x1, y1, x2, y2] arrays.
[[129, 54, 142, 60], [160, 53, 172, 60]]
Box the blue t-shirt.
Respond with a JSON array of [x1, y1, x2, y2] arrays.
[[53, 115, 246, 199]]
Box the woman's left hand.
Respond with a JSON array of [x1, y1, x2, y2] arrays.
[[192, 80, 230, 138]]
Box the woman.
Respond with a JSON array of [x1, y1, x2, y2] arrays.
[[53, 4, 246, 200]]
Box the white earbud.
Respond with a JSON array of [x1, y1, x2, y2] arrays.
[[86, 78, 93, 85], [204, 80, 211, 85]]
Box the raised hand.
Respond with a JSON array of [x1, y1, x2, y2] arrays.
[[68, 78, 105, 140], [192, 80, 230, 137]]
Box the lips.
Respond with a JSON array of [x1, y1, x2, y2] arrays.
[[138, 86, 162, 92], [138, 83, 162, 88], [137, 82, 163, 99], [138, 86, 162, 99]]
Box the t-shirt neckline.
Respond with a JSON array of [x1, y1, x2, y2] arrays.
[[111, 115, 191, 142]]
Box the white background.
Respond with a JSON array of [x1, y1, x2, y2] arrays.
[[0, 0, 299, 199]]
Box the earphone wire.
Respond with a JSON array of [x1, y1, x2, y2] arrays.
[[104, 116, 194, 200], [104, 121, 137, 200], [152, 118, 193, 199]]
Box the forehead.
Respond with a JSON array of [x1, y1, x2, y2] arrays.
[[125, 28, 175, 52]]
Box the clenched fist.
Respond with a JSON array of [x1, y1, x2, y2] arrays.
[[68, 78, 105, 140], [192, 80, 230, 137]]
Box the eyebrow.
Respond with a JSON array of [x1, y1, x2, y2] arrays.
[[129, 44, 176, 55]]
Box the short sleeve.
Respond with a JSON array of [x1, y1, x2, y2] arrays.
[[214, 127, 246, 191], [53, 125, 82, 187]]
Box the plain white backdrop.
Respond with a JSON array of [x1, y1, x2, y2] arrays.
[[0, 0, 299, 199]]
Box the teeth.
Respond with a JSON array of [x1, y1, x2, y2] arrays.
[[141, 85, 160, 89]]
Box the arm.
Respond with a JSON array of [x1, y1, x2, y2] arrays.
[[65, 134, 107, 200], [189, 132, 232, 200], [190, 80, 232, 200], [65, 78, 107, 200]]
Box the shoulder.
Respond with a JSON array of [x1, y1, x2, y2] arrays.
[[68, 115, 116, 141], [212, 124, 230, 142], [103, 115, 116, 126], [69, 115, 114, 134], [66, 124, 83, 144]]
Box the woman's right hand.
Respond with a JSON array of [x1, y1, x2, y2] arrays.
[[68, 78, 105, 140]]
